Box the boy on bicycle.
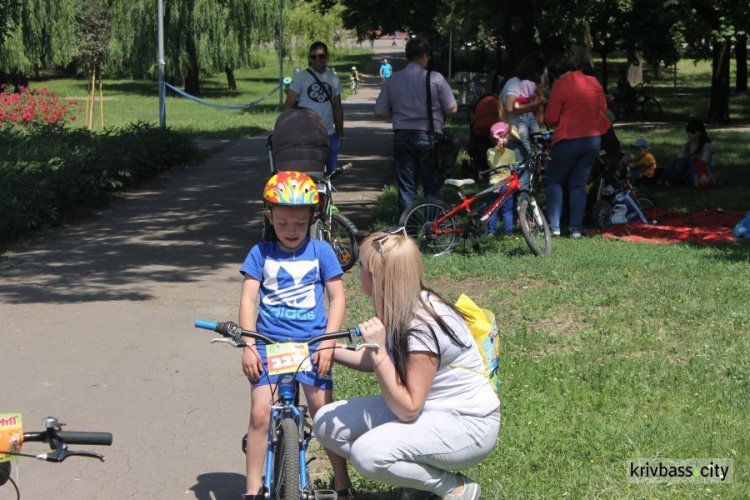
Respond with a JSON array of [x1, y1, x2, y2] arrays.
[[238, 171, 349, 499]]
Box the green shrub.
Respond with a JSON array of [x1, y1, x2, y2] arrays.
[[0, 123, 197, 243]]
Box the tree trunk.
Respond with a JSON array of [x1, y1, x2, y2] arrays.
[[185, 65, 201, 96], [626, 52, 643, 85], [708, 38, 731, 123], [736, 35, 747, 93], [601, 52, 609, 93], [504, 0, 535, 71], [225, 66, 237, 91]]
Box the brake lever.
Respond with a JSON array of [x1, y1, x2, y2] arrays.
[[39, 448, 105, 463], [354, 343, 379, 351], [210, 338, 244, 347]]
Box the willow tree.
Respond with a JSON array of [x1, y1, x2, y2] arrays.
[[285, 0, 343, 63], [110, 0, 277, 95], [0, 0, 76, 86]]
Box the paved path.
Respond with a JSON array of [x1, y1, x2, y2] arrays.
[[1, 44, 403, 500]]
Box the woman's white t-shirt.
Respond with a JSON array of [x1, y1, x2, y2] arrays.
[[399, 293, 501, 417]]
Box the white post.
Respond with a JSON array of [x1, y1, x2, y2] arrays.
[[158, 0, 166, 128], [279, 0, 284, 109]]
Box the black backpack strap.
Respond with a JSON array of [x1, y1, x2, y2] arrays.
[[306, 68, 335, 111], [426, 70, 434, 136]]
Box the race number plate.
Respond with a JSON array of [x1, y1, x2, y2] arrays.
[[266, 342, 312, 376], [0, 413, 23, 462]]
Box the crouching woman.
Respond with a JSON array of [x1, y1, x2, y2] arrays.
[[313, 230, 501, 500]]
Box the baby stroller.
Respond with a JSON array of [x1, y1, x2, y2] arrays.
[[264, 107, 359, 270], [463, 93, 499, 179], [588, 127, 656, 227]]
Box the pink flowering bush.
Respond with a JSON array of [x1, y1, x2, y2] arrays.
[[0, 85, 80, 129]]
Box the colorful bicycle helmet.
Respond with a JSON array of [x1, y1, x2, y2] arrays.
[[263, 171, 319, 207]]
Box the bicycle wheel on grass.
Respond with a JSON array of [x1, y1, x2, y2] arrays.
[[590, 199, 613, 228], [639, 97, 662, 121], [518, 196, 552, 256], [272, 418, 300, 500], [399, 200, 458, 257], [310, 212, 359, 272], [637, 196, 656, 210]]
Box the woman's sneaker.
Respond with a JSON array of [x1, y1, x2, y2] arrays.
[[441, 475, 480, 500]]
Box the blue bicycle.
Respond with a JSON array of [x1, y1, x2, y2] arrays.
[[194, 320, 376, 500]]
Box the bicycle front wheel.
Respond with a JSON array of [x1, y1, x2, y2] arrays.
[[518, 196, 552, 256], [272, 418, 300, 500], [310, 212, 359, 272], [399, 200, 459, 257]]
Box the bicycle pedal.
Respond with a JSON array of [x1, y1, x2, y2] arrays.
[[314, 489, 338, 500]]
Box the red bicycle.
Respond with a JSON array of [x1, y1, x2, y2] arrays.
[[399, 154, 552, 256]]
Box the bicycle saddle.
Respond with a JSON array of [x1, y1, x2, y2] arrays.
[[445, 178, 476, 188]]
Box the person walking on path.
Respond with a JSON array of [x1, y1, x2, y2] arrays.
[[284, 41, 344, 175], [379, 58, 393, 82], [374, 38, 458, 214]]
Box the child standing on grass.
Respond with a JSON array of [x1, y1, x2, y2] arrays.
[[238, 171, 350, 499], [485, 122, 520, 238], [626, 138, 658, 183]]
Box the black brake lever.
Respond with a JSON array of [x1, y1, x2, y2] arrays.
[[42, 448, 105, 463]]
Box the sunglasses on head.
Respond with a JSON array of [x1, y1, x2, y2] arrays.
[[374, 227, 407, 256], [309, 53, 327, 60]]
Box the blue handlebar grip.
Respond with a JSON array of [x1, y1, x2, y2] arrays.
[[195, 319, 218, 331]]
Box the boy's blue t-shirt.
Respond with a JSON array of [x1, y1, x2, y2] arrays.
[[240, 238, 343, 342]]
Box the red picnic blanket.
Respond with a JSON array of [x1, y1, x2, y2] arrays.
[[588, 207, 744, 244]]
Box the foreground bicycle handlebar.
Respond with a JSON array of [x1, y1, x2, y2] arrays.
[[1, 416, 112, 464]]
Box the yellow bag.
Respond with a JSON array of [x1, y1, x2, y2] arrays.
[[455, 294, 500, 391]]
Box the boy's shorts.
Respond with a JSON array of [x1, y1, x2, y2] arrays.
[[250, 340, 333, 390]]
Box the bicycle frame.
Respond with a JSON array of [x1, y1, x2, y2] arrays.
[[194, 320, 370, 500], [428, 165, 526, 239]]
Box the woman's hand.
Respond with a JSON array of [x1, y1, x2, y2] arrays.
[[358, 317, 387, 348], [242, 346, 264, 382]]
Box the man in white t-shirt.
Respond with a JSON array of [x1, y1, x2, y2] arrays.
[[284, 41, 344, 175]]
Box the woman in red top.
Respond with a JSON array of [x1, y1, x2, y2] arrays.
[[544, 55, 611, 237]]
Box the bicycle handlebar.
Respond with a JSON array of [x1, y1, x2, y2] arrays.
[[23, 431, 113, 447], [194, 319, 366, 349]]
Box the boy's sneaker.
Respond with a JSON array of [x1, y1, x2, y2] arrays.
[[551, 229, 561, 236], [441, 475, 480, 500], [570, 232, 582, 239]]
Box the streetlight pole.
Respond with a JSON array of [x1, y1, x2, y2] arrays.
[[158, 0, 166, 128]]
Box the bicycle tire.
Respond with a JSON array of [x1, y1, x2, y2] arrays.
[[310, 212, 358, 272], [637, 196, 656, 210], [518, 196, 552, 256], [272, 418, 300, 500], [590, 199, 613, 228], [640, 97, 662, 121], [399, 199, 458, 257]]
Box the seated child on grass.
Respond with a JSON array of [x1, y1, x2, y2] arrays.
[[625, 138, 657, 184]]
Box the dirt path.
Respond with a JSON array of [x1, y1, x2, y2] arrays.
[[1, 42, 403, 500]]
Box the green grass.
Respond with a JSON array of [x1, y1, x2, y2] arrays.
[[329, 125, 749, 498], [29, 48, 376, 140]]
